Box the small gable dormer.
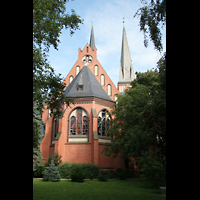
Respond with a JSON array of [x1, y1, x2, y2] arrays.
[[78, 74, 83, 91]]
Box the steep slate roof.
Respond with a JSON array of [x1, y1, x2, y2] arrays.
[[119, 25, 135, 83], [63, 65, 114, 102]]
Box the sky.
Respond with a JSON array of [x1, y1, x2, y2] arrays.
[[48, 0, 166, 88]]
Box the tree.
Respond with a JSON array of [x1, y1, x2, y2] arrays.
[[102, 55, 166, 185], [43, 160, 61, 182], [102, 70, 159, 167], [143, 53, 166, 166], [33, 0, 83, 169], [134, 0, 166, 52], [33, 0, 83, 52], [33, 101, 44, 171]]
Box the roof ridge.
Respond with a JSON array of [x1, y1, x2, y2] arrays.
[[63, 65, 114, 102]]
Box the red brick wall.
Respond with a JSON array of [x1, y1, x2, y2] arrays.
[[64, 144, 92, 163], [62, 44, 120, 101], [40, 43, 126, 170]]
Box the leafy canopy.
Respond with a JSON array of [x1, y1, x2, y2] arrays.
[[33, 0, 83, 170], [134, 0, 166, 52], [102, 54, 166, 171]]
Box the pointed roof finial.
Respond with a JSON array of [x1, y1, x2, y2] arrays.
[[119, 25, 135, 83], [89, 23, 95, 51]]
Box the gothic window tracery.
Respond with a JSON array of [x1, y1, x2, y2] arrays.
[[52, 118, 59, 139], [69, 108, 89, 136], [98, 109, 110, 136]]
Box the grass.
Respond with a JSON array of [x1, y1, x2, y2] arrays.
[[33, 178, 166, 200]]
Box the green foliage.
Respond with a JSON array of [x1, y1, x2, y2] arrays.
[[34, 178, 165, 200], [33, 0, 83, 52], [33, 0, 82, 168], [134, 0, 166, 52], [33, 162, 49, 178], [115, 168, 135, 180], [102, 80, 154, 159], [106, 169, 116, 179], [70, 164, 85, 182], [57, 162, 72, 179], [137, 151, 166, 187], [78, 163, 99, 179], [144, 53, 166, 167], [48, 152, 62, 166], [43, 162, 61, 182], [116, 168, 127, 180], [57, 162, 99, 179], [102, 55, 166, 184], [125, 169, 135, 179], [33, 101, 44, 171], [98, 169, 108, 181]]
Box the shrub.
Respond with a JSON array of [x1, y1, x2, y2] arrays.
[[107, 169, 116, 179], [98, 169, 108, 181], [125, 169, 135, 178], [48, 152, 62, 166], [137, 152, 166, 187], [70, 164, 85, 182], [33, 162, 48, 178], [43, 161, 61, 182], [57, 162, 99, 179], [116, 168, 126, 180], [79, 163, 99, 179], [57, 162, 71, 179]]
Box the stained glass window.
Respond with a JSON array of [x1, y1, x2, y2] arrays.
[[83, 116, 88, 135], [52, 118, 59, 138], [98, 109, 111, 136], [102, 110, 106, 136], [77, 109, 82, 135], [70, 116, 76, 135], [69, 108, 89, 136], [98, 117, 101, 135]]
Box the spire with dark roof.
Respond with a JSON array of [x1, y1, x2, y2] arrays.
[[63, 65, 113, 102], [119, 25, 135, 83], [89, 23, 95, 51]]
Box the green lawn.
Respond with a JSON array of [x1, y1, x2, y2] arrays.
[[33, 178, 166, 200]]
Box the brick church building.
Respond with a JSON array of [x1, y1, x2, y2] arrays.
[[40, 24, 135, 170]]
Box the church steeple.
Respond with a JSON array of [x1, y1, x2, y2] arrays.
[[89, 23, 95, 51], [118, 25, 134, 84]]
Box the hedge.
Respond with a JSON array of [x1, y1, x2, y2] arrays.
[[57, 162, 99, 179]]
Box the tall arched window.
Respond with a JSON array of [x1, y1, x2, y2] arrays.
[[69, 108, 89, 135], [101, 74, 105, 86], [69, 75, 73, 83], [70, 116, 76, 135], [76, 66, 80, 75], [107, 84, 111, 96], [94, 65, 98, 76], [52, 118, 59, 139], [98, 109, 111, 136]]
